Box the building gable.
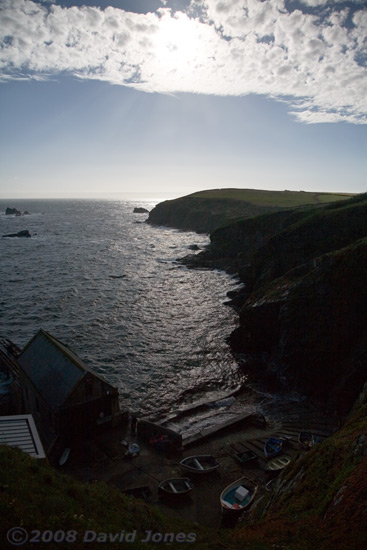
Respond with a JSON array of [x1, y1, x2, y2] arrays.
[[17, 330, 106, 411]]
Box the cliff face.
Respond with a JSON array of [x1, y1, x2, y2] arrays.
[[147, 195, 282, 233], [230, 237, 367, 414], [212, 194, 367, 415]]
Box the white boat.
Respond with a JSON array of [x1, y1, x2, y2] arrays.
[[265, 455, 292, 472], [180, 455, 219, 474], [220, 477, 258, 513]]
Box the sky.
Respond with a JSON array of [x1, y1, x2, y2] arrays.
[[0, 0, 366, 199]]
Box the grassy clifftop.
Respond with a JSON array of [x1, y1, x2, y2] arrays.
[[147, 189, 352, 233], [189, 188, 351, 207]]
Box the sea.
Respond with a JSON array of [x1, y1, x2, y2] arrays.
[[0, 199, 298, 438]]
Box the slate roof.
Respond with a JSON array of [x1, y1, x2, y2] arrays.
[[17, 330, 111, 412], [0, 414, 46, 458]]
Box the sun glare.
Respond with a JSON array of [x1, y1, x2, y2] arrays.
[[154, 12, 200, 71]]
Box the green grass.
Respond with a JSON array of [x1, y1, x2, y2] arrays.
[[188, 188, 353, 208], [0, 446, 229, 550]]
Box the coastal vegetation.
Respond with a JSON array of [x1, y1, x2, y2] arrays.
[[188, 188, 351, 206], [147, 188, 353, 233]]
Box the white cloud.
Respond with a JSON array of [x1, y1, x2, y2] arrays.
[[0, 0, 366, 123], [293, 0, 366, 6]]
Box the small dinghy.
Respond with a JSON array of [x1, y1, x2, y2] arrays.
[[265, 455, 292, 473], [264, 437, 283, 458], [158, 478, 194, 496], [220, 477, 258, 513], [180, 455, 219, 474]]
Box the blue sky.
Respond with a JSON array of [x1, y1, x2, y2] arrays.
[[0, 0, 366, 199]]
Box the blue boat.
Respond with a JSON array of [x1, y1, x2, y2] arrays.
[[264, 437, 283, 458]]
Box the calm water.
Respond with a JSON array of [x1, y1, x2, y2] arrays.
[[0, 199, 254, 432]]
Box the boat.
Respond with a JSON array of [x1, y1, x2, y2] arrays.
[[59, 448, 70, 466], [264, 437, 283, 458], [180, 455, 220, 474], [232, 449, 258, 466], [158, 478, 194, 496], [220, 477, 258, 513], [265, 455, 292, 473], [299, 432, 318, 449]]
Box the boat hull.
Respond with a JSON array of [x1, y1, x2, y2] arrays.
[[158, 478, 194, 496], [264, 437, 283, 458], [220, 477, 258, 514], [180, 455, 219, 474], [265, 455, 292, 473]]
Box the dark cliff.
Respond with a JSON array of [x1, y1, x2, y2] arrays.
[[231, 236, 367, 414], [147, 195, 281, 233], [206, 193, 367, 415]]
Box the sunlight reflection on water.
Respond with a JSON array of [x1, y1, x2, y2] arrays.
[[0, 199, 245, 426]]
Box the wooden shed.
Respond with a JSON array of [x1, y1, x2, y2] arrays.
[[16, 329, 121, 457]]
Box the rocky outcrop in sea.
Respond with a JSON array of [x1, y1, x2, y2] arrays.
[[5, 207, 29, 216], [2, 230, 31, 238], [133, 207, 149, 213]]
